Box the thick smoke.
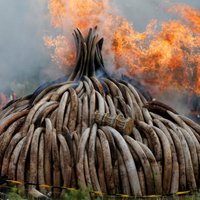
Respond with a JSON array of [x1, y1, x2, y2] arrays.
[[0, 0, 60, 95]]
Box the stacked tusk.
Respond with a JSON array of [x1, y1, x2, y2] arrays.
[[0, 28, 200, 199]]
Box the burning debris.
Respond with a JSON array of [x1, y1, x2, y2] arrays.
[[46, 0, 200, 122], [0, 87, 16, 110], [0, 28, 200, 199], [46, 0, 200, 95]]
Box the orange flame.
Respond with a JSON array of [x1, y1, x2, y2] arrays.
[[46, 0, 200, 96]]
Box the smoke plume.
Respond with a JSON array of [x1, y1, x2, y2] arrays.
[[0, 0, 58, 95]]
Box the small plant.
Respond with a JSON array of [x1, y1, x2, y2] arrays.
[[61, 188, 91, 200], [6, 187, 25, 200]]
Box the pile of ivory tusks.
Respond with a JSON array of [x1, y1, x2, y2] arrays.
[[0, 76, 200, 198]]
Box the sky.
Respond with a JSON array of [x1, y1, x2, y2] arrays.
[[0, 0, 199, 94], [113, 0, 199, 31]]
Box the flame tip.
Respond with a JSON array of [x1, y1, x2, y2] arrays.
[[47, 0, 200, 95]]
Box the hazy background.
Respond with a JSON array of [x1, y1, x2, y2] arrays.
[[0, 0, 51, 94], [0, 0, 199, 95]]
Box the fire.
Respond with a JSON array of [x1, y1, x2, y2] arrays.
[[46, 0, 200, 96], [44, 35, 75, 67], [48, 0, 66, 28], [68, 0, 109, 30]]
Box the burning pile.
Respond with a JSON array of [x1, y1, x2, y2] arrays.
[[1, 28, 200, 198], [46, 0, 200, 120]]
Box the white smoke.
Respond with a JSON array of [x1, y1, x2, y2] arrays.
[[0, 0, 59, 95]]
